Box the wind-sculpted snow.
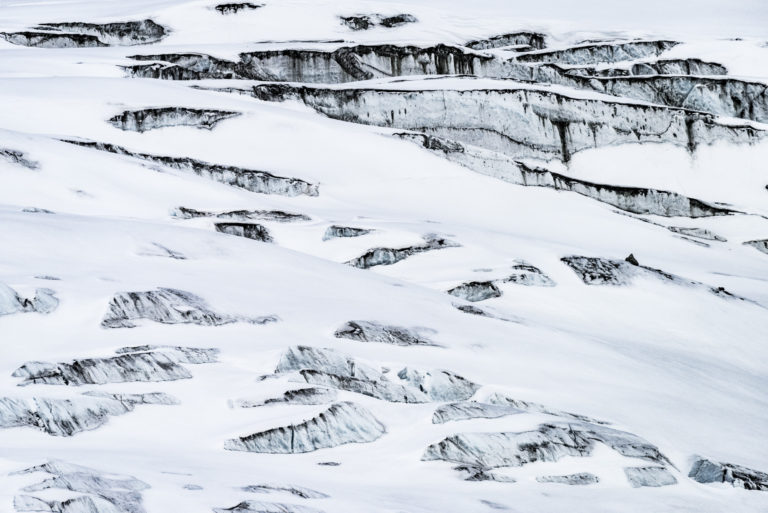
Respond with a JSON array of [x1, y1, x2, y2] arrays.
[[0, 393, 168, 436], [346, 235, 459, 268], [624, 466, 678, 488], [744, 239, 768, 256], [173, 206, 310, 222], [1, 148, 39, 169], [37, 19, 167, 46], [515, 40, 680, 65], [333, 320, 437, 346], [276, 346, 479, 402], [215, 501, 325, 513], [322, 225, 373, 240], [108, 108, 240, 133], [340, 14, 417, 31], [536, 473, 600, 485], [224, 401, 385, 453], [0, 283, 58, 317], [12, 460, 149, 513], [63, 139, 319, 197], [252, 83, 764, 164], [465, 32, 547, 51], [236, 387, 337, 407], [688, 458, 768, 491], [216, 222, 274, 243], [447, 281, 502, 302], [241, 484, 329, 499], [215, 3, 263, 14], [12, 346, 218, 385], [423, 422, 672, 483], [400, 132, 740, 217], [101, 288, 237, 328]]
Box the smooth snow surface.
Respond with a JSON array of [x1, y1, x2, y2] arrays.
[[1, 1, 768, 512]]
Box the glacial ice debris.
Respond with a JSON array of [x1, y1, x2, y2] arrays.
[[0, 31, 106, 48], [63, 139, 319, 197], [346, 235, 459, 268], [108, 108, 240, 132], [240, 484, 329, 499], [100, 288, 236, 328], [224, 401, 385, 453], [12, 460, 149, 512], [215, 222, 274, 243], [624, 466, 678, 488], [172, 206, 310, 222], [1, 148, 39, 169], [322, 225, 373, 240], [744, 239, 768, 256], [536, 473, 600, 485], [688, 457, 768, 491], [515, 40, 679, 65], [504, 263, 556, 286], [235, 387, 338, 408], [0, 283, 58, 317], [0, 393, 169, 436], [215, 501, 325, 513], [466, 32, 546, 51], [423, 422, 672, 482], [276, 346, 478, 402], [340, 14, 417, 31], [333, 320, 437, 346], [447, 281, 502, 302], [432, 402, 526, 424], [37, 19, 167, 46], [668, 226, 727, 242], [215, 3, 263, 14], [12, 346, 218, 386]]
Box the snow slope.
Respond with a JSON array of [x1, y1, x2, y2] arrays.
[[1, 1, 767, 512]]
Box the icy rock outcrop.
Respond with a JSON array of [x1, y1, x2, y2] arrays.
[[0, 31, 105, 48], [13, 460, 149, 513], [215, 3, 263, 14], [340, 14, 417, 31], [688, 457, 768, 491], [504, 263, 556, 286], [215, 501, 325, 513], [37, 19, 167, 46], [215, 222, 274, 243], [744, 239, 768, 256], [276, 346, 478, 403], [480, 392, 607, 424], [624, 466, 678, 487], [224, 401, 385, 453], [1, 148, 39, 169], [114, 345, 220, 364], [333, 320, 437, 346], [669, 226, 726, 242], [447, 281, 502, 302], [241, 484, 329, 499], [236, 387, 338, 408], [536, 473, 600, 485], [516, 40, 679, 65], [346, 235, 459, 268], [13, 351, 195, 386], [123, 53, 253, 80], [569, 58, 727, 78], [432, 402, 525, 424], [423, 422, 671, 480], [322, 225, 373, 240], [0, 393, 169, 436], [108, 108, 239, 132], [466, 32, 546, 51], [173, 206, 310, 222], [252, 83, 764, 164], [0, 284, 58, 317], [64, 139, 319, 197], [100, 288, 236, 328]]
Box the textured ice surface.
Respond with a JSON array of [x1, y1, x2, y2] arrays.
[[624, 466, 678, 488], [108, 108, 239, 132], [224, 401, 385, 453], [334, 320, 437, 346], [689, 458, 768, 491]]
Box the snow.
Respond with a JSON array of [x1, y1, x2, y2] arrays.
[[1, 0, 768, 512]]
